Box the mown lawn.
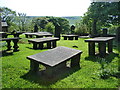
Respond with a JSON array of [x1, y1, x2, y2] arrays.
[[1, 34, 120, 88]]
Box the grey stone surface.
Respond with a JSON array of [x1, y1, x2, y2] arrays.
[[85, 37, 115, 57], [28, 37, 59, 43], [28, 37, 59, 49], [27, 46, 82, 67], [85, 37, 115, 42], [62, 35, 79, 40], [24, 32, 53, 38]]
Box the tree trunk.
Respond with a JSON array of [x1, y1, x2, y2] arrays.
[[92, 19, 97, 37]]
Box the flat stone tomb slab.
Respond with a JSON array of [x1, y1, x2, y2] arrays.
[[62, 35, 79, 40], [35, 33, 53, 38], [28, 37, 59, 49], [85, 37, 115, 57], [24, 33, 38, 38], [27, 46, 82, 77]]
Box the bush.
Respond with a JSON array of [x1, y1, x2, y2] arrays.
[[75, 22, 89, 35], [44, 22, 55, 34], [108, 25, 118, 35]]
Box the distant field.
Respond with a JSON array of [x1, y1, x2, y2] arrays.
[[62, 16, 82, 25]]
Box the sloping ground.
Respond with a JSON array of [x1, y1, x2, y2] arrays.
[[1, 35, 119, 88]]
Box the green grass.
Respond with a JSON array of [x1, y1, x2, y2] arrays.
[[1, 34, 120, 88]]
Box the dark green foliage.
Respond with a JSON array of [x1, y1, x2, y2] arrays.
[[1, 7, 16, 31], [82, 2, 120, 35], [33, 16, 70, 34]]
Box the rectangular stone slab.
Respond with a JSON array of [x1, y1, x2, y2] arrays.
[[62, 35, 78, 37], [0, 37, 21, 41], [85, 37, 115, 42], [27, 46, 82, 67], [28, 37, 59, 43]]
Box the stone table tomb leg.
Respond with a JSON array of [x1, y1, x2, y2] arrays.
[[30, 60, 39, 72], [38, 43, 43, 49], [98, 42, 106, 57], [108, 40, 113, 53], [45, 66, 54, 78], [6, 40, 12, 51], [29, 35, 33, 38], [25, 34, 28, 38], [75, 36, 78, 40], [47, 42, 51, 49], [88, 42, 95, 56], [33, 42, 38, 49], [71, 53, 81, 68], [68, 37, 73, 40], [64, 37, 67, 40], [13, 39, 19, 52], [52, 41, 56, 48]]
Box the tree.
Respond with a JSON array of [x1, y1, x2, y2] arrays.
[[1, 7, 17, 31], [44, 22, 55, 33], [33, 16, 70, 34], [17, 13, 27, 31], [82, 2, 120, 36]]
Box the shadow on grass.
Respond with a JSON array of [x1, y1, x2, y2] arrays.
[[85, 52, 119, 64], [0, 50, 14, 57], [26, 47, 55, 50], [21, 66, 80, 86]]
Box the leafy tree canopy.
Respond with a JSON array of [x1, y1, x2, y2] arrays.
[[33, 16, 70, 34], [82, 2, 120, 35]]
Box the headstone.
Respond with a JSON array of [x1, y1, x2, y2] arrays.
[[1, 20, 8, 32], [102, 28, 108, 37], [54, 23, 61, 40], [34, 24, 38, 32], [71, 25, 75, 34]]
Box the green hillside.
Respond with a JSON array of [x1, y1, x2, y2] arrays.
[[27, 16, 82, 25], [62, 16, 82, 25]]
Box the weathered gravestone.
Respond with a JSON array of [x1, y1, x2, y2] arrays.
[[71, 25, 75, 34], [102, 28, 108, 37], [54, 23, 61, 40], [34, 24, 38, 32]]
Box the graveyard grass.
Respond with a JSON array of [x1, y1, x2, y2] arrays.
[[1, 35, 120, 88]]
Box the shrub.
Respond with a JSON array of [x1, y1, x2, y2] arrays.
[[75, 22, 89, 35]]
